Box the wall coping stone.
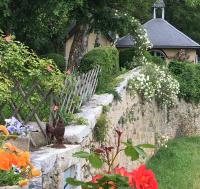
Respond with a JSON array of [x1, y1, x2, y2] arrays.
[[30, 145, 81, 189], [64, 68, 140, 144]]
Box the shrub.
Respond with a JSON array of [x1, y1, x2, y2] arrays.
[[169, 61, 200, 104], [93, 113, 107, 143], [144, 51, 166, 66], [0, 34, 65, 121], [128, 63, 180, 108], [119, 48, 135, 69], [42, 53, 65, 72], [79, 47, 120, 94]]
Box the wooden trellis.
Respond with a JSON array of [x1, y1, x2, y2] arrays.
[[0, 67, 100, 147]]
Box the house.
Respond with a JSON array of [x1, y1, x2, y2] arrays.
[[116, 0, 200, 63]]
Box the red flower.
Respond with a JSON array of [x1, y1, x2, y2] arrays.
[[114, 167, 135, 187], [131, 165, 158, 189], [114, 167, 127, 176], [92, 174, 103, 183]]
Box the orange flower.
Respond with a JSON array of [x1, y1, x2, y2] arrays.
[[4, 142, 21, 153], [17, 151, 31, 168], [31, 167, 41, 177], [6, 152, 18, 166], [0, 125, 9, 135], [0, 153, 12, 171], [18, 179, 28, 186]]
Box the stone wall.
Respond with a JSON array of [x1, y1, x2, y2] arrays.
[[31, 68, 200, 188]]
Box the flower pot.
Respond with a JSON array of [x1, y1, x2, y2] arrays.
[[7, 136, 30, 151], [0, 185, 28, 189]]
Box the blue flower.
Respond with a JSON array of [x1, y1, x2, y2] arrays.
[[7, 126, 16, 134]]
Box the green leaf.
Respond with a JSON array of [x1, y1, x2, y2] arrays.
[[88, 153, 104, 169], [66, 178, 85, 186], [124, 145, 139, 161], [135, 146, 147, 159], [73, 151, 90, 158], [138, 144, 155, 148]]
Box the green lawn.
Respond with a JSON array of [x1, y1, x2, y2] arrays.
[[147, 137, 200, 189]]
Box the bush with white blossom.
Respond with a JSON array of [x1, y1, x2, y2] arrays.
[[128, 63, 180, 108]]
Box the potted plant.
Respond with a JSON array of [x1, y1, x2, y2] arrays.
[[4, 117, 32, 151], [0, 127, 40, 188], [66, 129, 158, 189]]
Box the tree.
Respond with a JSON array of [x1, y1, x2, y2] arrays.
[[1, 0, 199, 70], [0, 0, 83, 54], [0, 0, 150, 70]]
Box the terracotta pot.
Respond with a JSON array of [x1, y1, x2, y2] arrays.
[[7, 136, 30, 151], [0, 185, 28, 189]]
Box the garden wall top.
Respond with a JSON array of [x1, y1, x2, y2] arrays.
[[64, 68, 140, 144]]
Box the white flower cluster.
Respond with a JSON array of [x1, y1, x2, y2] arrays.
[[128, 63, 180, 108], [155, 133, 169, 149]]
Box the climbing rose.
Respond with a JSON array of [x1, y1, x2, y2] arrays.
[[114, 167, 135, 187], [114, 167, 127, 176], [131, 165, 158, 189]]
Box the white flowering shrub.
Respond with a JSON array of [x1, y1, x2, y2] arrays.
[[128, 63, 180, 108]]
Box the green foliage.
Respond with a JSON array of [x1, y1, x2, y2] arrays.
[[42, 53, 65, 72], [0, 170, 22, 186], [119, 48, 137, 69], [147, 137, 200, 189], [80, 47, 120, 94], [93, 113, 108, 143], [123, 140, 154, 161], [144, 51, 166, 67], [169, 61, 200, 104], [67, 174, 129, 189], [0, 35, 66, 121], [73, 151, 103, 169]]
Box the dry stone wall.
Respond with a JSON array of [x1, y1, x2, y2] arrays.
[[31, 68, 200, 188]]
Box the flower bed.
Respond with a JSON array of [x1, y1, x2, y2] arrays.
[[0, 126, 40, 187]]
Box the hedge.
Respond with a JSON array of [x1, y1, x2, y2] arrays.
[[169, 61, 200, 104], [79, 47, 120, 93]]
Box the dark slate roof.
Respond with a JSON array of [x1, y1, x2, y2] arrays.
[[153, 0, 165, 8], [144, 18, 200, 49], [115, 34, 135, 48]]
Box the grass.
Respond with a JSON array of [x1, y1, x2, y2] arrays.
[[147, 137, 200, 189]]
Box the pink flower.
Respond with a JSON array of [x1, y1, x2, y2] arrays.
[[47, 65, 54, 72], [4, 35, 12, 42]]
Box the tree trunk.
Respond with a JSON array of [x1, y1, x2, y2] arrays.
[[67, 24, 89, 71]]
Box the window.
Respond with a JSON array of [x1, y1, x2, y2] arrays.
[[150, 50, 166, 60]]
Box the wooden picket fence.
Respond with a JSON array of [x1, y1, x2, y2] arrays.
[[0, 66, 100, 147]]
